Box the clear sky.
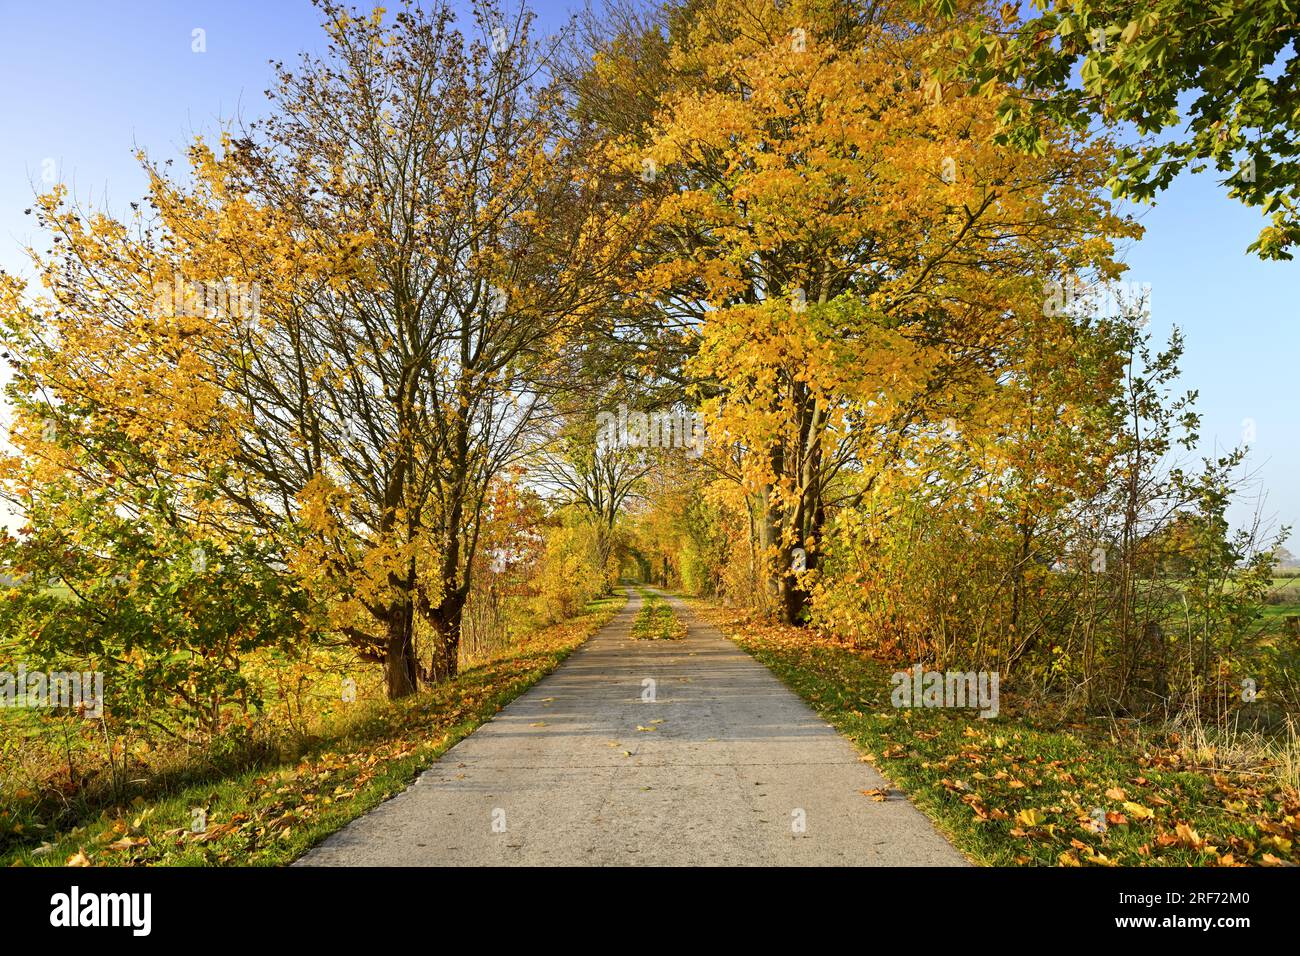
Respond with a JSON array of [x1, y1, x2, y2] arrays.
[[0, 0, 1295, 540]]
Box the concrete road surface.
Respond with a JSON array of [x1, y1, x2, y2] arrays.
[[296, 588, 967, 866]]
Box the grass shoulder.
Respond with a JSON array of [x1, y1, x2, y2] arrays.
[[2, 593, 625, 867], [687, 597, 1300, 868]]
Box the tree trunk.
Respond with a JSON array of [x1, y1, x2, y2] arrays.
[[757, 485, 786, 619], [384, 599, 419, 699], [784, 498, 824, 625], [428, 595, 466, 684], [595, 522, 615, 593]]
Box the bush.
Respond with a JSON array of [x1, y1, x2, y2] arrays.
[[0, 480, 314, 737], [529, 520, 608, 624]]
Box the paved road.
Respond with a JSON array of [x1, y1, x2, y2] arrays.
[[296, 588, 967, 866]]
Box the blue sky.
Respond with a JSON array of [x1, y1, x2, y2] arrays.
[[0, 0, 1295, 541]]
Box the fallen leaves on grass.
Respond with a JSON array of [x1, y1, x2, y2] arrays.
[[691, 599, 1300, 869], [18, 598, 627, 868]]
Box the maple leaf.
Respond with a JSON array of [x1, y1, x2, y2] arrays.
[[1174, 823, 1208, 850], [1123, 801, 1155, 821], [1015, 808, 1047, 827]]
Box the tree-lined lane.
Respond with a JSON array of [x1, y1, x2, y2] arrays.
[[296, 588, 966, 866]]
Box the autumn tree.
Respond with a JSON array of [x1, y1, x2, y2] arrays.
[[533, 415, 653, 586], [225, 1, 633, 691], [608, 0, 1138, 623], [0, 0, 630, 698]]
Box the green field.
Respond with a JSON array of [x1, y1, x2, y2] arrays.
[[1262, 575, 1300, 622]]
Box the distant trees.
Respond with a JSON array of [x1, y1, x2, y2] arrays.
[[535, 417, 653, 587]]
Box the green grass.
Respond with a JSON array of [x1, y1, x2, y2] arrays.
[[630, 588, 686, 641], [2, 593, 625, 867], [691, 600, 1300, 868], [1262, 576, 1300, 622]]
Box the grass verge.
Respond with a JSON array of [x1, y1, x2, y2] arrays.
[[690, 599, 1300, 868], [3, 593, 625, 867]]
